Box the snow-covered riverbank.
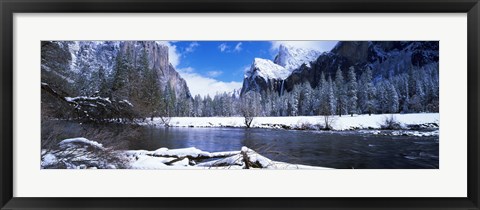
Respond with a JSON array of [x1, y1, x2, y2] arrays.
[[144, 113, 439, 131], [41, 137, 330, 169]]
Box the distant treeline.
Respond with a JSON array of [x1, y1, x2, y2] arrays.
[[191, 64, 439, 118]]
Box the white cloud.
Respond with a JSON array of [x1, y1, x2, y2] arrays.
[[270, 41, 338, 53], [218, 43, 229, 52], [185, 42, 199, 53], [206, 70, 223, 77], [178, 66, 194, 73], [218, 42, 242, 53], [234, 42, 242, 52], [242, 65, 251, 77], [155, 41, 181, 67], [177, 68, 242, 97]]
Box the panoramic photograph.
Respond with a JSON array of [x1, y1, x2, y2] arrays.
[[41, 40, 439, 169]]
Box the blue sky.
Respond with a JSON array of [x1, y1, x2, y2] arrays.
[[164, 41, 338, 97]]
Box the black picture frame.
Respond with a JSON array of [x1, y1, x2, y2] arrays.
[[1, 0, 479, 209]]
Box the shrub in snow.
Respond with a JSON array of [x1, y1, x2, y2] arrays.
[[41, 137, 129, 169], [380, 115, 402, 130]]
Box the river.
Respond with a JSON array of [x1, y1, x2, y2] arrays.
[[44, 121, 439, 169]]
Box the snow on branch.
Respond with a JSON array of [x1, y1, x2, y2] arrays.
[[41, 82, 137, 122]]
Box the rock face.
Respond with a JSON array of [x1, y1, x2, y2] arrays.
[[241, 58, 289, 94], [117, 41, 191, 98], [241, 41, 439, 95], [330, 41, 371, 64], [273, 44, 321, 70], [42, 41, 191, 99]]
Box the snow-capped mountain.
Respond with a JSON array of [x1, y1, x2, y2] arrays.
[[241, 58, 285, 94], [273, 44, 321, 70], [282, 41, 439, 93], [246, 58, 290, 80], [241, 44, 321, 95], [240, 41, 438, 96]]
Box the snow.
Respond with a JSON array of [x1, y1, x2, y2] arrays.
[[359, 129, 439, 137], [64, 96, 112, 103], [120, 99, 133, 107], [59, 137, 105, 150], [172, 158, 190, 167], [195, 147, 331, 169], [246, 58, 291, 81], [241, 146, 248, 153], [41, 154, 58, 167], [129, 155, 168, 169], [145, 113, 439, 131], [243, 44, 322, 84], [273, 44, 321, 70], [391, 130, 439, 137], [152, 147, 211, 158]]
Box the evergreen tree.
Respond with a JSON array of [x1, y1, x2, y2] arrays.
[[386, 81, 399, 113], [203, 95, 214, 117], [193, 94, 203, 117], [347, 66, 358, 116], [318, 75, 335, 116], [162, 83, 176, 117], [334, 67, 347, 116], [363, 67, 376, 115], [97, 66, 110, 97], [288, 86, 301, 116], [298, 83, 313, 116], [140, 52, 162, 119], [111, 53, 129, 99]]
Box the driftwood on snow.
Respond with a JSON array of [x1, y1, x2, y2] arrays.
[[146, 148, 271, 169]]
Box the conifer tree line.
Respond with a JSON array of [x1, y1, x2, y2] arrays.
[[149, 64, 438, 118], [68, 42, 439, 119]]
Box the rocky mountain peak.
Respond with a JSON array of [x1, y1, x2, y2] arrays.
[[273, 44, 321, 70], [246, 58, 289, 81], [119, 41, 191, 99], [241, 44, 321, 95]]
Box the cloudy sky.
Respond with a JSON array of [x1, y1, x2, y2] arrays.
[[165, 41, 338, 97]]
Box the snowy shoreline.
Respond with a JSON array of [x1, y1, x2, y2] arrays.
[[143, 113, 439, 131], [42, 137, 330, 169]]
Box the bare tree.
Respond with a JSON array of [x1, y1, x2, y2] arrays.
[[159, 115, 171, 127], [322, 115, 336, 130], [240, 92, 260, 128]]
